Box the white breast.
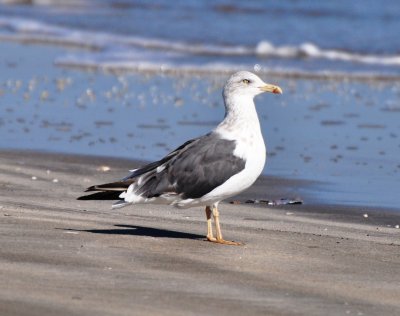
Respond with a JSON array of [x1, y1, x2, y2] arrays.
[[198, 128, 266, 204]]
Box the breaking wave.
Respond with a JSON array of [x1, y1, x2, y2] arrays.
[[1, 16, 400, 79]]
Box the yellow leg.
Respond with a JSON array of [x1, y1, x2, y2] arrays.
[[205, 206, 216, 242], [208, 205, 242, 246]]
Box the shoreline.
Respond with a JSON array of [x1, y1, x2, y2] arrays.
[[2, 148, 400, 220], [1, 40, 399, 210]]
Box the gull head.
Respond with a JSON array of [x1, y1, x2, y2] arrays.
[[223, 71, 282, 100]]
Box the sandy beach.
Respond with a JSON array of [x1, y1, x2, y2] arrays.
[[1, 150, 399, 316]]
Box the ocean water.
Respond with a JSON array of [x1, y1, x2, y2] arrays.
[[0, 1, 400, 210], [0, 0, 400, 77]]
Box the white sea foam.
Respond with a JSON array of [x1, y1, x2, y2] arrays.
[[56, 52, 400, 82], [1, 16, 400, 79]]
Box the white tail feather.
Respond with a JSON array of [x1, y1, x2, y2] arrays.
[[112, 200, 131, 209]]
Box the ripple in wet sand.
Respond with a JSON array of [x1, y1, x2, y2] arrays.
[[358, 123, 386, 129], [320, 120, 346, 126], [137, 124, 170, 130]]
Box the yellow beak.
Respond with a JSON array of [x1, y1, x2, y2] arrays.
[[259, 84, 283, 94]]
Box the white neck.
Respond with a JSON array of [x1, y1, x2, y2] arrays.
[[215, 94, 262, 138]]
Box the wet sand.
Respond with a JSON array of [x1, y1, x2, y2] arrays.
[[1, 150, 399, 316]]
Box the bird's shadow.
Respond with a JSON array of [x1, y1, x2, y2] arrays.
[[62, 224, 204, 240]]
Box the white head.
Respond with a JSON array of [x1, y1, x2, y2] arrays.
[[223, 71, 282, 101]]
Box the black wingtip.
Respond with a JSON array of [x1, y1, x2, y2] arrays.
[[83, 180, 134, 193], [77, 191, 122, 201]]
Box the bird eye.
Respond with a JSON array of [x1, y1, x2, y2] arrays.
[[242, 79, 250, 84]]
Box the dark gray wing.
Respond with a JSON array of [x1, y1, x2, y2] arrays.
[[136, 133, 246, 199], [81, 132, 245, 201]]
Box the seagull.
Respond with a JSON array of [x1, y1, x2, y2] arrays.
[[79, 71, 282, 245]]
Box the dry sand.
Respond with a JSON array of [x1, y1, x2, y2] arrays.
[[0, 150, 399, 316]]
